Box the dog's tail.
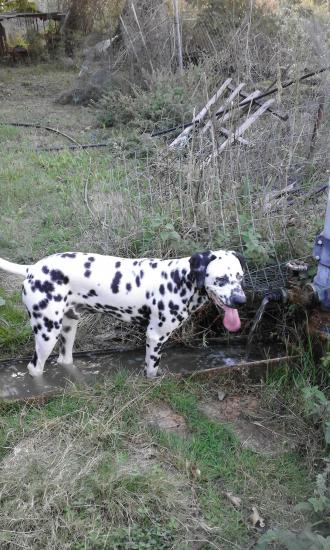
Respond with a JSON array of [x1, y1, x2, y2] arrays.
[[0, 257, 30, 277]]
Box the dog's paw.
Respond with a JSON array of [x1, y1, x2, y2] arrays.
[[27, 363, 44, 377], [144, 367, 162, 379], [57, 356, 74, 366]]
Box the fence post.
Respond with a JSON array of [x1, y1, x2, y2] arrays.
[[173, 0, 183, 74]]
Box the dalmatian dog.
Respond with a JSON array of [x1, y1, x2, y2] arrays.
[[0, 250, 246, 378]]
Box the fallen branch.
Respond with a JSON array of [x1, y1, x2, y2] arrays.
[[36, 142, 112, 152], [175, 355, 299, 380], [1, 121, 81, 146]]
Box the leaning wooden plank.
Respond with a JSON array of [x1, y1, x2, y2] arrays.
[[219, 127, 250, 145], [213, 87, 259, 120], [227, 81, 288, 121], [169, 78, 232, 149], [205, 98, 275, 165], [201, 82, 246, 136], [219, 89, 261, 126]]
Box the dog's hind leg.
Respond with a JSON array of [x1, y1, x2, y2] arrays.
[[57, 313, 79, 366]]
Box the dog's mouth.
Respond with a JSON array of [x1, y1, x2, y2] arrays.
[[208, 291, 241, 332]]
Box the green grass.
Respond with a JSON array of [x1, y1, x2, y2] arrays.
[[0, 289, 30, 352]]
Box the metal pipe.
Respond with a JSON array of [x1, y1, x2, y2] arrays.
[[323, 179, 330, 239], [312, 179, 330, 309]]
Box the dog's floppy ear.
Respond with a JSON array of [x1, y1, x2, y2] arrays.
[[233, 251, 247, 271], [189, 251, 216, 289]]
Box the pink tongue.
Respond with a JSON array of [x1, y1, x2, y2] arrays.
[[223, 306, 241, 332]]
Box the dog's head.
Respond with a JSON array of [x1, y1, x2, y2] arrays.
[[189, 250, 246, 332]]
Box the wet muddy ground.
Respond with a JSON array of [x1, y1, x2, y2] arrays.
[[0, 342, 286, 400]]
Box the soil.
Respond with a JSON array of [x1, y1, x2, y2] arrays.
[[199, 394, 295, 456]]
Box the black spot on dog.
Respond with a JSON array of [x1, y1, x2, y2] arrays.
[[88, 256, 95, 262], [215, 275, 229, 287], [43, 317, 54, 332], [87, 289, 97, 297], [138, 305, 151, 321], [161, 271, 168, 279], [135, 276, 140, 287], [180, 288, 187, 297], [158, 322, 163, 327], [171, 269, 181, 287], [167, 282, 173, 292], [42, 333, 50, 341], [133, 260, 138, 266], [42, 265, 49, 274], [33, 304, 39, 311], [159, 284, 165, 296], [65, 308, 79, 320], [35, 280, 55, 297], [152, 298, 156, 305], [126, 283, 132, 292], [31, 351, 38, 366], [84, 270, 91, 278], [158, 300, 164, 310], [151, 262, 158, 268], [146, 291, 150, 299], [38, 299, 49, 310], [61, 253, 76, 258], [50, 269, 69, 285], [111, 271, 122, 293], [84, 262, 91, 269], [115, 261, 121, 268]]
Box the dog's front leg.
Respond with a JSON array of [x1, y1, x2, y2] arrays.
[[144, 329, 166, 378]]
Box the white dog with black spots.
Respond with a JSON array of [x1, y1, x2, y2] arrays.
[[0, 250, 246, 377]]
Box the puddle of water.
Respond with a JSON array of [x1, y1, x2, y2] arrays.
[[0, 343, 284, 401]]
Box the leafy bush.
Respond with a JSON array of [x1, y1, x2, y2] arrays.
[[98, 67, 204, 132]]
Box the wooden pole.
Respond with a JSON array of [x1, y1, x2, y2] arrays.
[[173, 0, 183, 75]]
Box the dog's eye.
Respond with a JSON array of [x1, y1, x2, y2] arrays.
[[216, 276, 227, 287]]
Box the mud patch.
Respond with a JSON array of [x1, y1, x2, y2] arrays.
[[145, 403, 188, 435], [199, 395, 295, 456]]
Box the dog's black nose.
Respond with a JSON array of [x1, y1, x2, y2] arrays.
[[232, 293, 246, 305]]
